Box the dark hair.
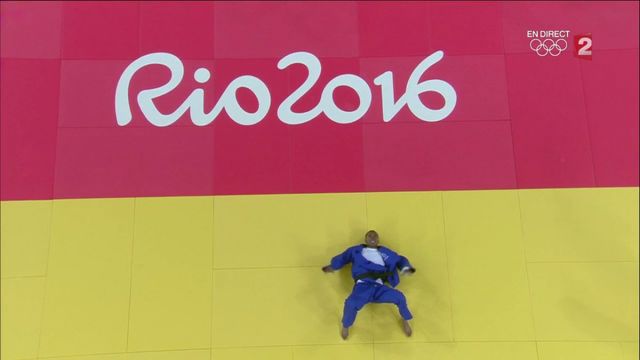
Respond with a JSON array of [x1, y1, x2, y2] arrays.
[[365, 230, 379, 240]]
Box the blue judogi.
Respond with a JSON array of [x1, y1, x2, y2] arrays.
[[330, 244, 414, 327]]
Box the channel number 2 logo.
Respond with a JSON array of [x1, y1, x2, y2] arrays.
[[574, 34, 592, 60]]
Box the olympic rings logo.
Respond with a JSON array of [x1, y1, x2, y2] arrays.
[[529, 38, 568, 56]]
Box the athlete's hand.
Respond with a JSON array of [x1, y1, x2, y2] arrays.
[[322, 265, 334, 273], [400, 267, 416, 275]]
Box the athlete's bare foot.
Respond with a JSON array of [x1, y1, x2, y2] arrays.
[[402, 320, 412, 337], [341, 326, 349, 340]]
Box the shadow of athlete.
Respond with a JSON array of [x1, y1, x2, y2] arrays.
[[322, 230, 416, 340]]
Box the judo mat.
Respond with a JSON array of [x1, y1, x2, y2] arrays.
[[2, 188, 638, 359], [1, 1, 638, 359]]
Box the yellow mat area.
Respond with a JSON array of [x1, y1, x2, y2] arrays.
[[2, 188, 638, 360]]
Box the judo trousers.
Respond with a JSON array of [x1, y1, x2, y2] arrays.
[[342, 281, 413, 327]]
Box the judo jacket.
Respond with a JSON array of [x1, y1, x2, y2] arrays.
[[330, 244, 413, 288]]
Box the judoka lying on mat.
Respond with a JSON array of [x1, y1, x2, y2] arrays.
[[322, 230, 416, 340]]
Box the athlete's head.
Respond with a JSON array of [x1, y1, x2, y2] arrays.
[[364, 230, 379, 247]]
